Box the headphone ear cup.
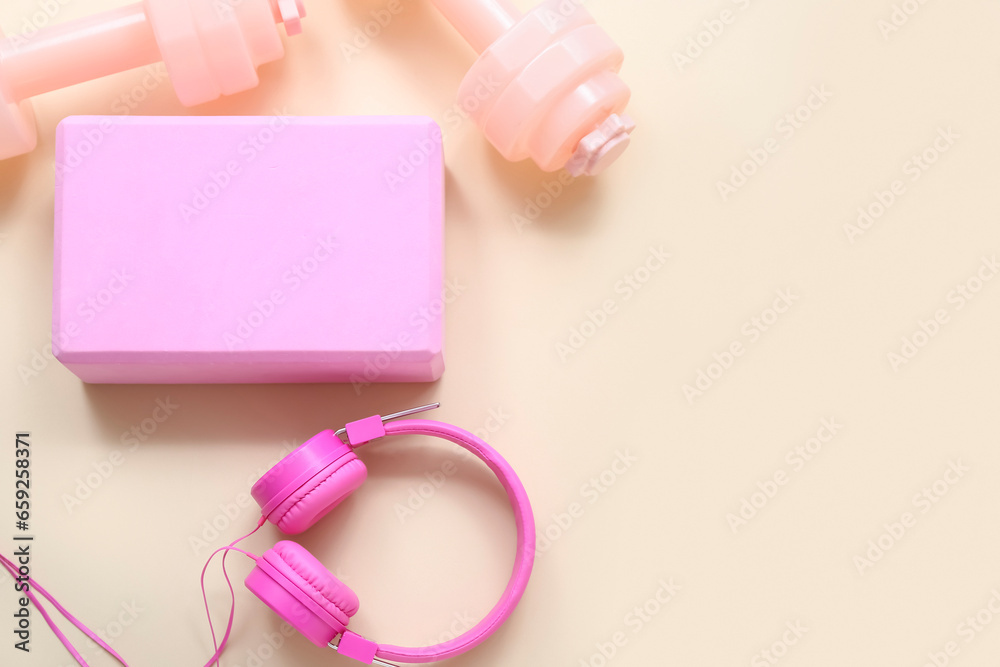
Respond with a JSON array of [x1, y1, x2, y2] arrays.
[[246, 541, 360, 647], [269, 454, 367, 534]]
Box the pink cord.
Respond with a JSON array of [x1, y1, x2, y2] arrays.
[[200, 517, 265, 667], [0, 516, 265, 667], [0, 552, 128, 666]]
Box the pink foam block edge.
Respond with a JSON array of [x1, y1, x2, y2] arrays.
[[53, 115, 444, 384]]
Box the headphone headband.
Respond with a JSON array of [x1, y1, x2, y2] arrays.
[[0, 405, 535, 667], [328, 411, 536, 664]]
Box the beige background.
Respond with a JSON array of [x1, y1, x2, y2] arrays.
[[2, 0, 1000, 665]]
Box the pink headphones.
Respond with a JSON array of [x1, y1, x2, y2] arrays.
[[1, 404, 536, 666]]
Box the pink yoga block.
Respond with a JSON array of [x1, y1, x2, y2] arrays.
[[53, 116, 444, 384]]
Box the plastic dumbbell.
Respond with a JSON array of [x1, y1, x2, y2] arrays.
[[429, 0, 634, 176], [0, 0, 306, 160]]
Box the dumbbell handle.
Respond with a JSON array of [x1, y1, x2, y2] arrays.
[[429, 0, 521, 54], [1, 4, 160, 102]]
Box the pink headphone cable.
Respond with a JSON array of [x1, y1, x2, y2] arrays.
[[200, 517, 266, 667], [0, 552, 129, 665], [0, 517, 265, 667]]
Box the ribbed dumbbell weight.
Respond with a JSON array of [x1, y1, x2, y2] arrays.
[[0, 0, 305, 160], [430, 0, 634, 176]]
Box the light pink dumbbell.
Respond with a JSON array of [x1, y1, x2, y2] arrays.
[[430, 0, 634, 176], [0, 0, 305, 160]]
